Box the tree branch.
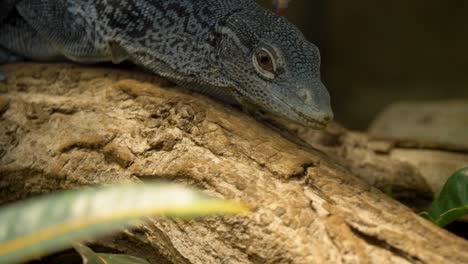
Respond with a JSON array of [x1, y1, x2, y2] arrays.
[[0, 63, 466, 263]]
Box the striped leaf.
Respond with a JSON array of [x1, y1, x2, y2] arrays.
[[0, 183, 248, 263]]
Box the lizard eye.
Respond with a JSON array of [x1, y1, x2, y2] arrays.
[[253, 48, 277, 79]]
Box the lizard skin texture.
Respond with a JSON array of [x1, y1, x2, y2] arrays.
[[0, 0, 333, 128]]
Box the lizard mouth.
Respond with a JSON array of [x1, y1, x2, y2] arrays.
[[233, 81, 330, 129], [252, 82, 331, 129], [275, 94, 330, 129], [259, 99, 329, 129], [290, 108, 328, 129], [243, 92, 330, 129]]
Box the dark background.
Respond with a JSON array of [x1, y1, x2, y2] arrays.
[[258, 0, 468, 130]]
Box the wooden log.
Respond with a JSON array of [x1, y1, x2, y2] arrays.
[[0, 63, 467, 263]]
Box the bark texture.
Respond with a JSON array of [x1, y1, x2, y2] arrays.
[[0, 63, 467, 264], [296, 123, 468, 211]]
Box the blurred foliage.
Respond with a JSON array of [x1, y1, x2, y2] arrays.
[[0, 183, 248, 263], [73, 243, 150, 264]]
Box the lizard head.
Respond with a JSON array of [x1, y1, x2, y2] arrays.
[[213, 6, 333, 128]]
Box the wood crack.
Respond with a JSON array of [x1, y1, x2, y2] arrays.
[[349, 226, 424, 264]]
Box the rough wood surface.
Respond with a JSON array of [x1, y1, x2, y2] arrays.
[[296, 122, 468, 211], [0, 63, 467, 264]]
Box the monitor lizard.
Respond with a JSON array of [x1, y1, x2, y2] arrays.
[[0, 0, 333, 128]]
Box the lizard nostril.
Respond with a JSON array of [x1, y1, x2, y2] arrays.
[[322, 110, 334, 123], [297, 89, 312, 104]]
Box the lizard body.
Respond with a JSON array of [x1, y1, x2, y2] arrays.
[[0, 0, 333, 128]]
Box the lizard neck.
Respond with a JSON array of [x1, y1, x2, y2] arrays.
[[96, 0, 252, 98]]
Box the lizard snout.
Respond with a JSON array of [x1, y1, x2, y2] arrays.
[[294, 83, 333, 126]]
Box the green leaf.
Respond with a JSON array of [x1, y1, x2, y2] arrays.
[[0, 183, 248, 263], [73, 243, 102, 263], [73, 243, 150, 264], [95, 253, 150, 264], [434, 207, 468, 227], [422, 167, 468, 227], [385, 184, 393, 198], [418, 211, 434, 222]]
